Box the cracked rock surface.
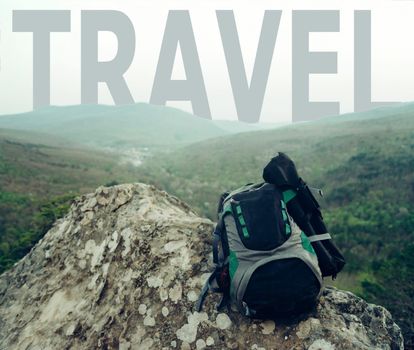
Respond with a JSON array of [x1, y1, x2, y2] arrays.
[[0, 183, 404, 349]]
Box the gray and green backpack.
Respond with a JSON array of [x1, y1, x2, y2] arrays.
[[196, 182, 323, 318]]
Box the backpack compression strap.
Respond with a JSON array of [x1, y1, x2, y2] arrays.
[[195, 267, 231, 313], [195, 271, 219, 312], [195, 217, 230, 312], [212, 228, 221, 265]]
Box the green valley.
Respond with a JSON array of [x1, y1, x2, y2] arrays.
[[0, 103, 413, 346]]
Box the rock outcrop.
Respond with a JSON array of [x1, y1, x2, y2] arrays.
[[0, 184, 404, 350]]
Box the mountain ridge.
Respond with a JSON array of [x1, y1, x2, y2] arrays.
[[0, 104, 279, 149]]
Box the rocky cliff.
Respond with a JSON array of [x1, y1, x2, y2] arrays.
[[0, 184, 404, 350]]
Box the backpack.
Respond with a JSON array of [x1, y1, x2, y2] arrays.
[[195, 153, 345, 318], [195, 182, 322, 318]]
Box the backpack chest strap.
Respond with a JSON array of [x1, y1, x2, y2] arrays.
[[308, 233, 332, 242]]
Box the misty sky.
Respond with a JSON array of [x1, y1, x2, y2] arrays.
[[0, 0, 413, 122]]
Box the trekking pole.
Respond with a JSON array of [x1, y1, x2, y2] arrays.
[[262, 152, 345, 277], [285, 195, 338, 277], [309, 212, 346, 274]]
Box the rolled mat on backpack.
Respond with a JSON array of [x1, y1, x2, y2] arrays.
[[262, 152, 345, 278]]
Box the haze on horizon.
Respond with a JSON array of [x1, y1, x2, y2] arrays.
[[0, 0, 413, 123]]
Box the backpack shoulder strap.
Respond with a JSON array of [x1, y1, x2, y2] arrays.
[[212, 220, 223, 265], [217, 191, 230, 215], [195, 214, 230, 312]]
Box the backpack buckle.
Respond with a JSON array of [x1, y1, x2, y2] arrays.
[[242, 302, 256, 317]]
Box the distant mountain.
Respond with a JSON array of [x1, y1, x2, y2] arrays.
[[317, 101, 414, 123], [0, 128, 78, 148], [0, 104, 271, 149], [213, 120, 284, 133]]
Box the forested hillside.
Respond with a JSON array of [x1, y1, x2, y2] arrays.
[[0, 129, 142, 273]]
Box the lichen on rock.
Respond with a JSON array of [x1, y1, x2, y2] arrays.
[[0, 183, 404, 349]]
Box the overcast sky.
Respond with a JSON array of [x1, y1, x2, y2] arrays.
[[0, 0, 413, 122]]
